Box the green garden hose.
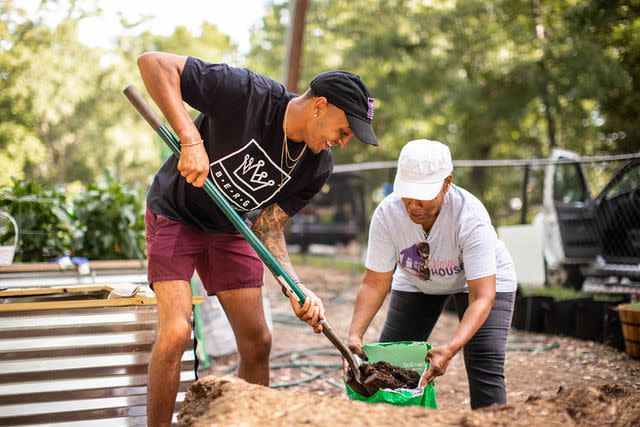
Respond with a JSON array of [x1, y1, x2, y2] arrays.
[[221, 337, 561, 389]]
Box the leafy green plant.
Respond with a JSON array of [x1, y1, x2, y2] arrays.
[[621, 302, 640, 311], [71, 173, 146, 260], [0, 178, 73, 262]]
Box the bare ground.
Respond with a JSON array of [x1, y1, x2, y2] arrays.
[[193, 264, 640, 424], [179, 376, 640, 426]]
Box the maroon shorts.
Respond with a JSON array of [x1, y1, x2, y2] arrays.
[[145, 208, 263, 295]]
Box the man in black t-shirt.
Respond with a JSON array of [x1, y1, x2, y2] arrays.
[[137, 51, 377, 426]]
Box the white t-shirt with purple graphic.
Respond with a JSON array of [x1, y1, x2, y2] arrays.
[[365, 185, 517, 295]]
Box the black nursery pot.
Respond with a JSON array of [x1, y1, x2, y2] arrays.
[[545, 297, 593, 336], [574, 299, 607, 341], [513, 296, 554, 332], [575, 295, 630, 343]]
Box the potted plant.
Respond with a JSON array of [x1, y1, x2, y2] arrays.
[[617, 302, 640, 359]]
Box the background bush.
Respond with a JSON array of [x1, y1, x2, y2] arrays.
[[0, 179, 72, 262], [71, 173, 146, 260], [0, 175, 145, 262]]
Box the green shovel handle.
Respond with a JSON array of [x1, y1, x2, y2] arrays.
[[123, 85, 306, 303]]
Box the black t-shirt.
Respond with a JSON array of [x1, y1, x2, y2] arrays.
[[147, 57, 333, 233]]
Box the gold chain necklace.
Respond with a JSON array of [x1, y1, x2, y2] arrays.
[[279, 101, 306, 186]]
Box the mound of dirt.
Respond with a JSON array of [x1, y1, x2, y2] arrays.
[[178, 376, 640, 426], [178, 375, 455, 427], [465, 384, 640, 426]]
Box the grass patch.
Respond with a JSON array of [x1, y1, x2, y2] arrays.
[[519, 286, 629, 303], [593, 294, 630, 303], [290, 253, 365, 273], [519, 286, 587, 301]]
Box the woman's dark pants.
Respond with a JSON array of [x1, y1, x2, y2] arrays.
[[379, 290, 516, 409]]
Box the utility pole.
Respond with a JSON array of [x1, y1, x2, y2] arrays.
[[282, 0, 310, 93], [533, 0, 557, 151]]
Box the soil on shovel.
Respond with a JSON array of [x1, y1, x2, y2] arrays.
[[346, 360, 421, 396]]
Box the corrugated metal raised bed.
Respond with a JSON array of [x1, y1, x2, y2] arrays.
[[0, 284, 203, 426]]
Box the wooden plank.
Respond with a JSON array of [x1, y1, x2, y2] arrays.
[[0, 263, 62, 273], [0, 296, 203, 312], [0, 285, 111, 297], [88, 260, 147, 270], [0, 260, 147, 274]]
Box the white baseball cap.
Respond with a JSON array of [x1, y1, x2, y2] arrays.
[[393, 139, 453, 200]]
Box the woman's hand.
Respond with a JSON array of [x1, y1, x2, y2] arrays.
[[419, 344, 456, 387], [342, 336, 368, 374]]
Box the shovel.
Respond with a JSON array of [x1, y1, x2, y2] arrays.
[[123, 85, 363, 386]]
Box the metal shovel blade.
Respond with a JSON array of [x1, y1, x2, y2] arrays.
[[319, 320, 360, 380]]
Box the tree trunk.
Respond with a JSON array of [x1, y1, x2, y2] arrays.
[[282, 0, 309, 93]]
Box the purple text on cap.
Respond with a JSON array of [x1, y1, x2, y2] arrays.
[[367, 97, 375, 120]]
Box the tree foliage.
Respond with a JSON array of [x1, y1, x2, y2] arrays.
[[1, 0, 639, 190], [0, 0, 239, 187], [247, 0, 640, 167]]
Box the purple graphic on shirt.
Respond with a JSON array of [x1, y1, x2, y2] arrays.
[[399, 243, 430, 280], [398, 242, 465, 281]]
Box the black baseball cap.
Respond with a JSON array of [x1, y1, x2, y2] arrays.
[[310, 71, 378, 146]]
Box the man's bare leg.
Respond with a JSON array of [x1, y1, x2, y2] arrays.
[[147, 280, 193, 427], [217, 287, 271, 385]]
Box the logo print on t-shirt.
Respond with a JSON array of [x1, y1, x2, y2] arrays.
[[210, 139, 290, 211], [398, 242, 465, 281], [398, 244, 431, 280], [234, 155, 275, 191]]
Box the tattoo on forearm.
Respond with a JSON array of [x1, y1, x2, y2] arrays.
[[252, 204, 298, 280]]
